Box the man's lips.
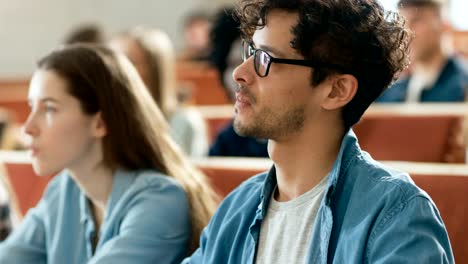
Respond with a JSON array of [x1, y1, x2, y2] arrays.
[[235, 91, 254, 106], [28, 146, 40, 156]]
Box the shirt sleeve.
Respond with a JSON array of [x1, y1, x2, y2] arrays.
[[169, 108, 209, 157], [0, 201, 47, 264], [181, 217, 211, 264], [89, 180, 191, 264], [187, 111, 209, 157], [366, 195, 454, 264]]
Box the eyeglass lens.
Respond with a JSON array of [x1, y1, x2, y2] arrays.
[[242, 42, 271, 77]]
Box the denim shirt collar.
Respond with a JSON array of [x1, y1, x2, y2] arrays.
[[79, 169, 135, 225], [258, 129, 360, 216]]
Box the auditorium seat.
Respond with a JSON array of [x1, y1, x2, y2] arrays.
[[354, 103, 468, 163], [0, 79, 29, 123], [199, 103, 468, 162], [195, 157, 271, 197], [0, 151, 52, 216], [176, 63, 230, 105], [1, 151, 467, 262], [197, 105, 233, 143]]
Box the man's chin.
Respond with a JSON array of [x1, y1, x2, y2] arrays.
[[233, 119, 251, 137], [233, 119, 263, 138]]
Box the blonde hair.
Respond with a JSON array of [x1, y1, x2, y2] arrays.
[[119, 27, 178, 118]]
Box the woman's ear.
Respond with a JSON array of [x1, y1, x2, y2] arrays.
[[321, 74, 358, 110], [92, 112, 107, 138]]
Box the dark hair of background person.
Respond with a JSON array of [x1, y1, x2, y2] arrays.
[[235, 0, 411, 129], [112, 28, 179, 119], [183, 10, 212, 30], [181, 10, 213, 61], [37, 44, 218, 253], [209, 7, 241, 100], [64, 24, 106, 44]]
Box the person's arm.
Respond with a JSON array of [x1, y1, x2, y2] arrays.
[[89, 180, 191, 264], [0, 201, 47, 264], [186, 110, 209, 157], [181, 224, 210, 264], [171, 108, 209, 157], [366, 195, 454, 263]]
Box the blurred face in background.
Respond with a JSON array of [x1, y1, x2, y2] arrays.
[[184, 19, 211, 54], [110, 37, 152, 89], [400, 5, 444, 63]]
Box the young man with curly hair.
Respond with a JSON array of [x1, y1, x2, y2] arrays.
[[183, 0, 454, 263]]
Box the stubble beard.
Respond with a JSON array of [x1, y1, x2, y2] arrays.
[[234, 104, 306, 140]]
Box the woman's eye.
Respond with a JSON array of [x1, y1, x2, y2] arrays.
[[45, 106, 57, 113]]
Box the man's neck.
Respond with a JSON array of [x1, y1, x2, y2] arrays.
[[268, 114, 344, 202]]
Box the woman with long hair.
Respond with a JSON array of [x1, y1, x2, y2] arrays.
[[110, 28, 209, 157], [0, 44, 217, 263]]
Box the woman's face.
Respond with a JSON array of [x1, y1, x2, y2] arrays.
[[23, 69, 106, 176]]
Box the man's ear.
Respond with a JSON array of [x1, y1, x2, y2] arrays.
[[321, 74, 358, 110], [92, 112, 107, 138]]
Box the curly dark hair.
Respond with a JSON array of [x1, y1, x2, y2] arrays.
[[235, 0, 411, 129]]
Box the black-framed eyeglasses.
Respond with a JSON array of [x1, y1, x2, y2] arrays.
[[241, 41, 350, 77]]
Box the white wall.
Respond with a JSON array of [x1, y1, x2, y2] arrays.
[[0, 0, 465, 78], [0, 0, 235, 78], [380, 0, 468, 30], [450, 0, 468, 30]]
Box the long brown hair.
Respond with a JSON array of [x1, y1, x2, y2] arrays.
[[37, 44, 218, 253]]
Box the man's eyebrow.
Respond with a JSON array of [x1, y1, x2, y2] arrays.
[[255, 43, 288, 58]]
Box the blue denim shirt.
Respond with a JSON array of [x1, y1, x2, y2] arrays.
[[184, 130, 454, 263], [377, 56, 468, 102], [0, 169, 190, 264]]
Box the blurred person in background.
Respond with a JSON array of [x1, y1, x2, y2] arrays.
[[378, 0, 468, 102], [179, 11, 213, 62], [111, 27, 209, 157]]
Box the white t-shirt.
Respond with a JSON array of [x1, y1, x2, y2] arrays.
[[406, 66, 439, 102], [255, 175, 329, 264]]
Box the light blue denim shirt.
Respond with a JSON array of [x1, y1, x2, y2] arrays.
[[184, 130, 454, 263], [0, 169, 190, 264]]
